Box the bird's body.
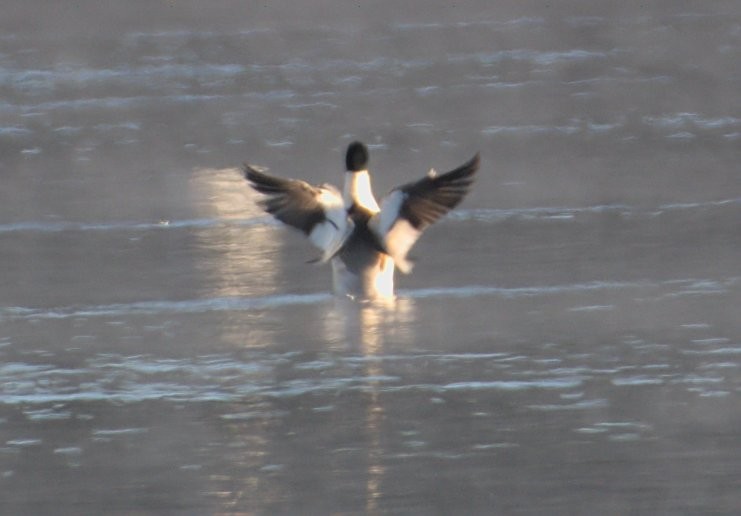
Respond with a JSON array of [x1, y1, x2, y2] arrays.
[[334, 202, 395, 298], [244, 141, 479, 301]]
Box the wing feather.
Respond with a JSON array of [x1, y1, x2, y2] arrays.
[[370, 153, 479, 273], [243, 164, 352, 263]]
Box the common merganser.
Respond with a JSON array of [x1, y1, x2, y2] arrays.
[[243, 141, 479, 300]]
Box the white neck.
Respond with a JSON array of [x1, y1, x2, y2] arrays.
[[343, 170, 380, 213]]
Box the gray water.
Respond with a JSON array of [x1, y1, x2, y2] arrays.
[[1, 1, 741, 514]]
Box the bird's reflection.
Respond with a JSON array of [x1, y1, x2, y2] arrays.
[[359, 305, 385, 515], [325, 297, 417, 514]]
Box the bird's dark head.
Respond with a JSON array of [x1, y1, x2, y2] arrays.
[[345, 141, 369, 172]]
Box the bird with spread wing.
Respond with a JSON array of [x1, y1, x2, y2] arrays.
[[243, 141, 479, 300]]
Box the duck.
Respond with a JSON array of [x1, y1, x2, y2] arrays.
[[243, 141, 479, 301]]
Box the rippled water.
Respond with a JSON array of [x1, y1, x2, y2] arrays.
[[1, 2, 741, 514]]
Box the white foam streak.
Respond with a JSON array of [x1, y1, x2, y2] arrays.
[[7, 276, 734, 321], [2, 195, 737, 237], [0, 217, 267, 234]]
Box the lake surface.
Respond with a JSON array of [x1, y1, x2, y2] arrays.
[[1, 1, 740, 514]]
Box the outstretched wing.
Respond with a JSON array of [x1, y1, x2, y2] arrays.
[[370, 153, 479, 273], [243, 164, 353, 263]]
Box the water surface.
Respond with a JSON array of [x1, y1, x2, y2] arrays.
[[1, 1, 740, 514]]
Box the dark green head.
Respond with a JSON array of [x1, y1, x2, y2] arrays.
[[345, 141, 369, 172]]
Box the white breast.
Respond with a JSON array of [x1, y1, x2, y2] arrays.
[[343, 170, 380, 212]]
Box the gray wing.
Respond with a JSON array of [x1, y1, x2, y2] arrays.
[[243, 164, 352, 262], [370, 153, 479, 273], [397, 153, 479, 229]]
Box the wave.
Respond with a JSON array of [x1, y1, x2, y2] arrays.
[[5, 277, 733, 322], [0, 350, 586, 405], [2, 337, 734, 405], [451, 197, 741, 222], [0, 90, 296, 114], [0, 217, 272, 235], [2, 196, 738, 235], [481, 113, 741, 140], [1, 292, 334, 320]]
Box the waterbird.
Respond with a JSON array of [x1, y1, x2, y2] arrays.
[[243, 141, 479, 300]]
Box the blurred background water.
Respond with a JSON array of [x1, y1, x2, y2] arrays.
[[1, 1, 740, 514]]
